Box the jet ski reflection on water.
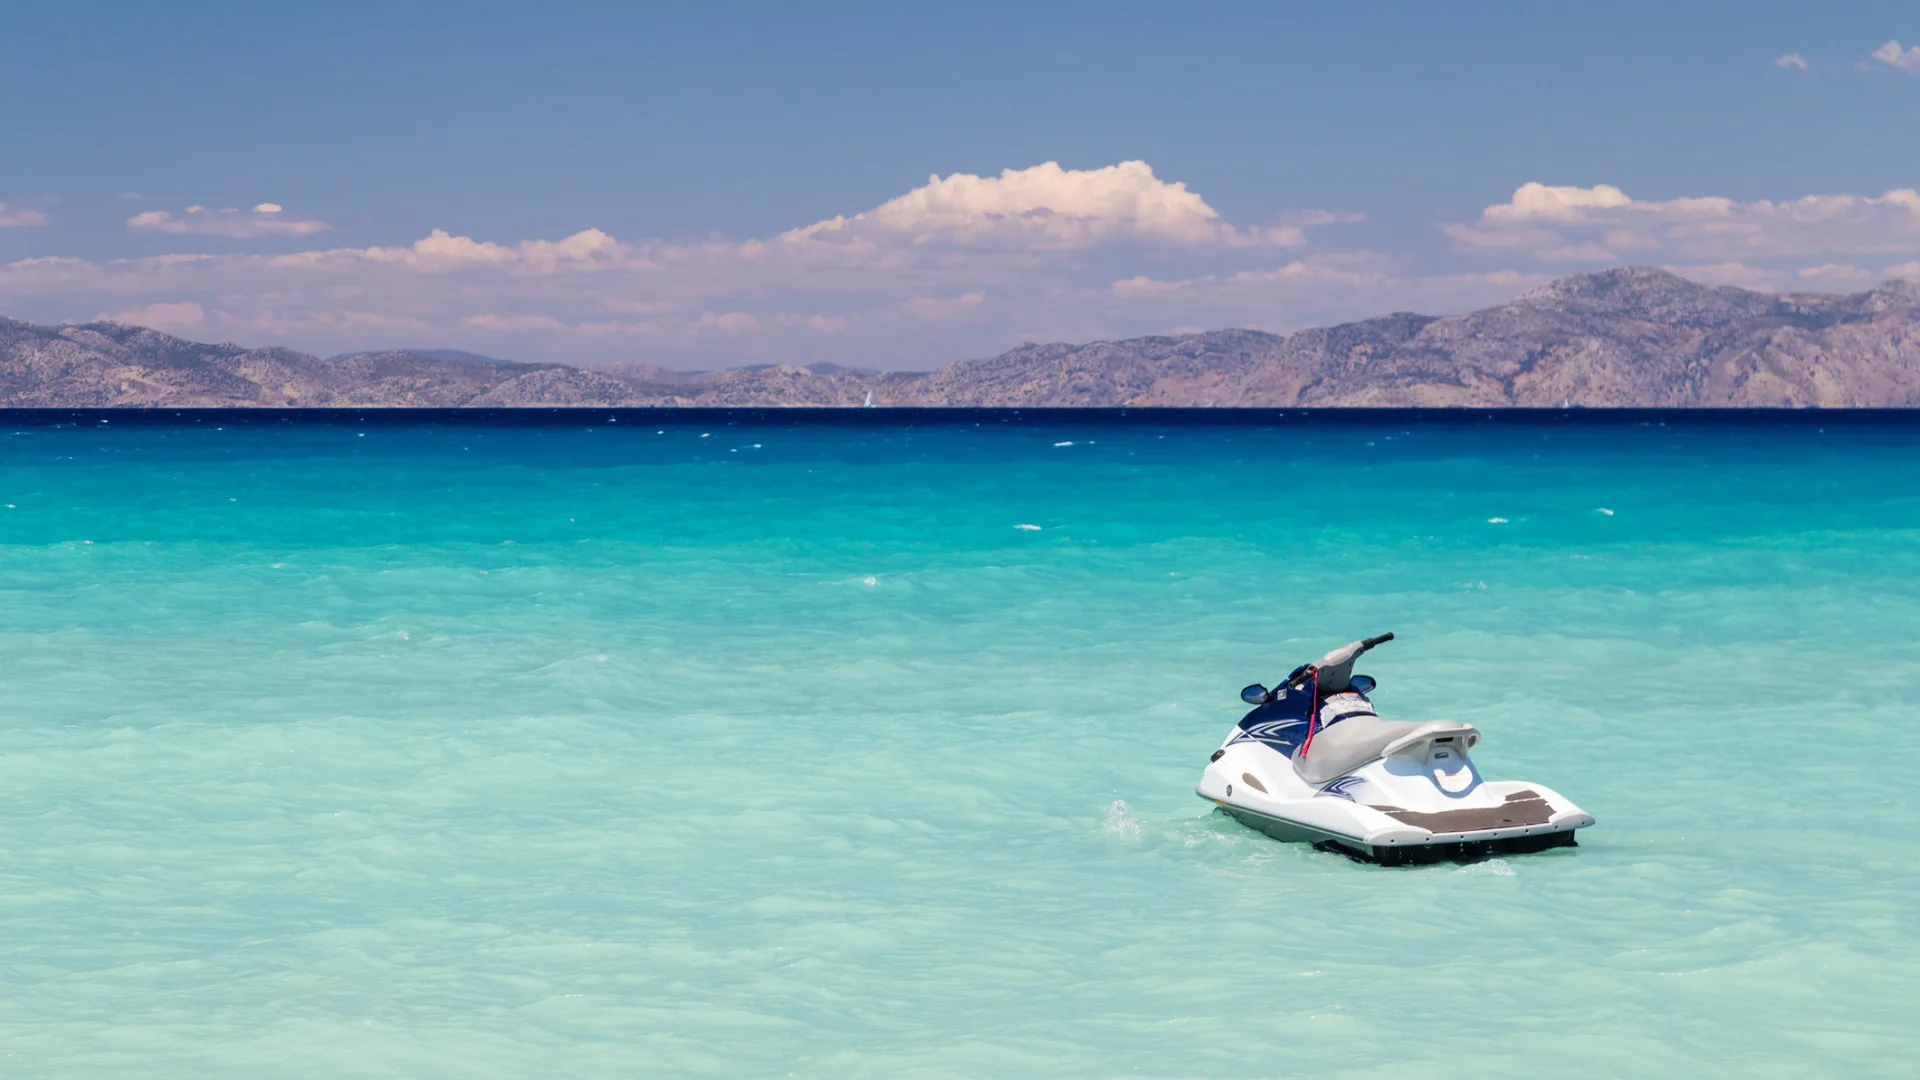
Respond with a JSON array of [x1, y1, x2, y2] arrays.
[[1197, 633, 1593, 865]]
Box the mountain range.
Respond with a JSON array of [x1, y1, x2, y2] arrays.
[[4, 267, 1920, 408]]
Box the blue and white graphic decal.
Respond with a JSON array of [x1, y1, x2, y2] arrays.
[[1230, 716, 1309, 755], [1229, 691, 1316, 755], [1317, 775, 1368, 802]]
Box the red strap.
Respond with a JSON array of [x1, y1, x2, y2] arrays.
[[1297, 667, 1321, 759]]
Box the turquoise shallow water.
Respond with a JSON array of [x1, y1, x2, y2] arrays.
[[1, 410, 1917, 1077]]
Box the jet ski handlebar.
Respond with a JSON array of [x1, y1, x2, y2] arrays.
[[1243, 633, 1396, 703], [1283, 632, 1394, 688]]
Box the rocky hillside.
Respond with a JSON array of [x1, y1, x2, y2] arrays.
[[5, 268, 1920, 407]]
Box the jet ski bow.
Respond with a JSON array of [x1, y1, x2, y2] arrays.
[[1197, 633, 1593, 865]]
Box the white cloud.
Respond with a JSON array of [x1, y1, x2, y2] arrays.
[[127, 204, 330, 238], [786, 160, 1303, 250], [1659, 261, 1894, 292], [1110, 275, 1188, 299], [1482, 182, 1634, 223], [1659, 263, 1788, 290], [696, 311, 760, 334], [1448, 183, 1920, 262], [1872, 40, 1920, 73], [1101, 255, 1544, 335], [463, 313, 573, 333], [899, 292, 986, 321], [1773, 53, 1808, 70], [0, 203, 51, 228], [106, 300, 206, 331], [1288, 209, 1367, 227], [274, 228, 631, 273], [1795, 262, 1875, 284]]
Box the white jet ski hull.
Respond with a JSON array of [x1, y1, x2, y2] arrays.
[[1197, 729, 1594, 866]]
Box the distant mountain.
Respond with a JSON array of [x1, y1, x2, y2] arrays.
[[325, 348, 516, 366], [588, 359, 886, 385], [5, 268, 1920, 407], [0, 322, 633, 407]]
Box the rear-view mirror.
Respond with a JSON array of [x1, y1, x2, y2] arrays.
[[1241, 683, 1272, 705]]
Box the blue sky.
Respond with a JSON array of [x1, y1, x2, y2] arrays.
[[3, 1, 1918, 368]]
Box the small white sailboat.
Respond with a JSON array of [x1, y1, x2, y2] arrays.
[[863, 391, 875, 408]]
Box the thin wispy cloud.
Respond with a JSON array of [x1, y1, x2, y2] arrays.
[[1772, 53, 1808, 70], [106, 300, 207, 332], [127, 203, 330, 238], [1445, 182, 1920, 262], [0, 203, 51, 228], [1871, 40, 1920, 73]]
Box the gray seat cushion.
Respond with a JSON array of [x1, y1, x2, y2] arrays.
[[1293, 715, 1478, 784]]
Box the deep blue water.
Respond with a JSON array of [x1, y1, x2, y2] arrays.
[[1, 410, 1916, 1077]]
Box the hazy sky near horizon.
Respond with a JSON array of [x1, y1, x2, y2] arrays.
[[3, 1, 1919, 369]]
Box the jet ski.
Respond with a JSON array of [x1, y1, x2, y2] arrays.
[[1197, 633, 1593, 865]]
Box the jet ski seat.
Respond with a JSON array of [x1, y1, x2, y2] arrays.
[[1293, 715, 1480, 785]]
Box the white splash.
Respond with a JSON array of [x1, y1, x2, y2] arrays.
[[1455, 858, 1516, 877], [1014, 524, 1042, 531], [861, 575, 878, 587], [1596, 508, 1615, 516], [1054, 441, 1075, 447], [1103, 799, 1142, 840], [1488, 517, 1509, 524]]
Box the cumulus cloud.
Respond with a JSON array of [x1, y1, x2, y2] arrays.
[[0, 203, 51, 228], [1773, 53, 1808, 70], [1448, 183, 1920, 262], [786, 161, 1303, 249], [1872, 40, 1920, 73], [127, 203, 331, 238], [1482, 182, 1633, 223]]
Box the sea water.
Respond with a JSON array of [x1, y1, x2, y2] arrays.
[[0, 410, 1915, 1078]]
